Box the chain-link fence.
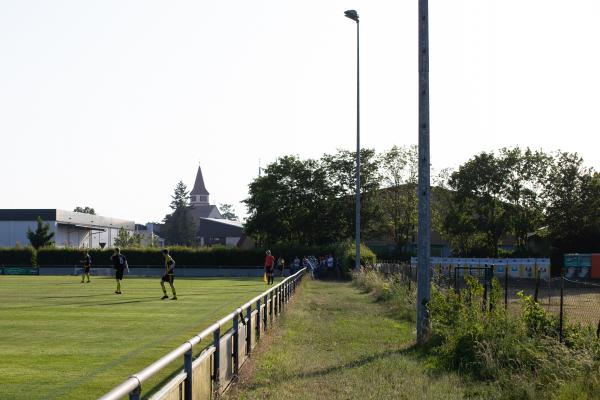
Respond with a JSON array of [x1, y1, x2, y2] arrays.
[[374, 261, 600, 340]]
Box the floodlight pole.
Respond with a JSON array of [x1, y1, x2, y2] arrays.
[[345, 10, 361, 271], [416, 0, 431, 344]]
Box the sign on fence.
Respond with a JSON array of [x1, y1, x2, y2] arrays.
[[1, 267, 39, 275], [564, 253, 600, 280], [410, 257, 551, 280]]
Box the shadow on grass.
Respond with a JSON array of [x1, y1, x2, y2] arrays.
[[251, 346, 422, 387]]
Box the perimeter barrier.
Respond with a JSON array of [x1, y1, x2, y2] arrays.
[[99, 268, 306, 400], [375, 260, 600, 341]]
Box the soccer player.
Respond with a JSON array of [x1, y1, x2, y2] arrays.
[[80, 251, 92, 283], [160, 249, 177, 300], [264, 250, 275, 285], [111, 247, 127, 294]]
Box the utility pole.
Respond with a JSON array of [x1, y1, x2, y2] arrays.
[[416, 0, 431, 344]]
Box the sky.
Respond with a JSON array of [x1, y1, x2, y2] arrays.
[[1, 1, 599, 223]]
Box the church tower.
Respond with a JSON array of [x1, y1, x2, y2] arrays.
[[190, 164, 210, 206]]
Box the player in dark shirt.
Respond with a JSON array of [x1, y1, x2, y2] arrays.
[[80, 252, 92, 283], [110, 247, 127, 294], [160, 249, 177, 300]]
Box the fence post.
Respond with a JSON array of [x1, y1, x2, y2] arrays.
[[233, 312, 240, 374], [264, 293, 269, 330], [559, 267, 565, 343], [597, 319, 600, 339], [269, 290, 274, 323], [213, 326, 221, 394], [256, 298, 261, 341], [246, 304, 252, 355], [482, 264, 488, 312], [454, 265, 458, 293], [504, 265, 509, 311], [129, 386, 141, 400], [184, 348, 193, 400], [534, 265, 540, 302]]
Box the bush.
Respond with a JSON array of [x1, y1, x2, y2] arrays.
[[335, 241, 377, 279], [0, 247, 36, 266], [353, 268, 600, 399]]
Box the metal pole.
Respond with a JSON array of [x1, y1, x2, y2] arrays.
[[504, 265, 509, 310], [355, 18, 361, 271], [416, 0, 431, 344], [559, 267, 564, 342], [213, 327, 221, 393], [183, 349, 193, 400]]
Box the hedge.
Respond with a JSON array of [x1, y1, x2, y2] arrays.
[[0, 247, 36, 266], [27, 243, 377, 272]]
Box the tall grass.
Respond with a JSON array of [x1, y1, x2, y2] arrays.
[[353, 269, 600, 399]]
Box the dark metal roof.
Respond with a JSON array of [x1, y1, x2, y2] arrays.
[[197, 218, 244, 237], [0, 209, 57, 221], [190, 165, 210, 195], [190, 205, 221, 220]]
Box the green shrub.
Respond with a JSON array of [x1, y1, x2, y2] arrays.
[[335, 241, 376, 279], [0, 247, 36, 266], [354, 268, 600, 399]]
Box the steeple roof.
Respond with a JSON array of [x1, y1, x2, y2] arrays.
[[191, 165, 210, 196]]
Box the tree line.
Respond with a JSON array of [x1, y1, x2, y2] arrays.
[[244, 146, 600, 257]]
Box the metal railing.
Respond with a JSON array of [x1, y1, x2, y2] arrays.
[[99, 268, 306, 400]]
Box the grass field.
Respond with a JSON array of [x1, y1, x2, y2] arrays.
[[0, 275, 273, 400], [226, 280, 481, 400]]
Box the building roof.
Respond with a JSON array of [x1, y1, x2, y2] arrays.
[[197, 217, 244, 237], [0, 209, 56, 221], [190, 204, 222, 221], [190, 165, 210, 196], [0, 209, 134, 230]]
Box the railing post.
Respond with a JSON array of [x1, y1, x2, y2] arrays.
[[213, 326, 221, 394], [246, 305, 252, 354], [263, 294, 269, 330], [184, 348, 193, 400], [256, 298, 262, 340], [269, 290, 274, 323], [129, 385, 141, 400], [233, 312, 240, 374]]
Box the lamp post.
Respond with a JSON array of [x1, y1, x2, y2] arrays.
[[344, 9, 361, 271]]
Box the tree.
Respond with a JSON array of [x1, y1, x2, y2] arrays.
[[218, 204, 239, 221], [448, 151, 511, 256], [244, 148, 385, 246], [321, 148, 382, 240], [162, 181, 197, 246], [73, 206, 96, 215], [113, 227, 143, 248], [378, 145, 418, 249], [27, 217, 55, 249], [543, 152, 600, 253]]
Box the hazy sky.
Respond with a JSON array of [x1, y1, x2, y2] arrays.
[[1, 1, 598, 223]]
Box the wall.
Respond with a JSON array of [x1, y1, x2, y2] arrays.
[[0, 220, 57, 247]]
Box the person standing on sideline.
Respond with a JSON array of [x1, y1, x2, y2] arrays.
[[80, 251, 92, 283], [160, 249, 177, 300], [327, 254, 334, 279], [110, 247, 128, 294], [264, 250, 275, 285], [292, 256, 300, 275], [277, 256, 285, 277]]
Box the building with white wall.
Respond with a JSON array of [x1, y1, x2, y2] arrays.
[[0, 209, 134, 248]]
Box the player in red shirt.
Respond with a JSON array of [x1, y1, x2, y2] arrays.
[[264, 250, 275, 285]]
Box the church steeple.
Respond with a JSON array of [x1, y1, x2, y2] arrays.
[[190, 164, 210, 205]]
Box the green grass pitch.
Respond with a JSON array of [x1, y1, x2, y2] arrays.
[[0, 275, 273, 400]]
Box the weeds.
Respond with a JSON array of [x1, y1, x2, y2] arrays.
[[353, 268, 600, 399]]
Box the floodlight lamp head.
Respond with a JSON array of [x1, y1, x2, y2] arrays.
[[344, 10, 359, 22]]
